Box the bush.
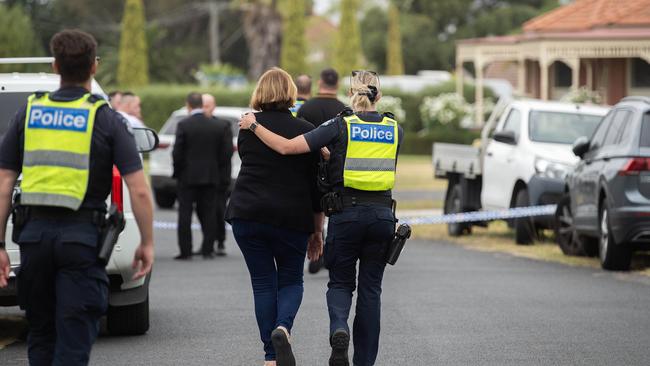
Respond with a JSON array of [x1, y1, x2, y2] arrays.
[[130, 84, 253, 131], [400, 128, 480, 155]]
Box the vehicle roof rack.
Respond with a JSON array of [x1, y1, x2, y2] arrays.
[[621, 96, 650, 104], [0, 57, 54, 65]]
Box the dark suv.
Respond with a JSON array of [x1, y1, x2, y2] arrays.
[[555, 97, 650, 270]]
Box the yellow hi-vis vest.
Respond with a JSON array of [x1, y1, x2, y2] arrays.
[[290, 99, 305, 117], [21, 93, 106, 210], [343, 114, 399, 191]]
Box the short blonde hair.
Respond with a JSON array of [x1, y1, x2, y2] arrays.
[[350, 71, 381, 112], [250, 67, 297, 111]]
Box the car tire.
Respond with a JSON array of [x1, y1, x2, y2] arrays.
[[106, 296, 150, 336], [154, 190, 176, 209], [555, 193, 588, 256], [599, 203, 632, 271], [514, 189, 535, 245], [446, 184, 471, 237]]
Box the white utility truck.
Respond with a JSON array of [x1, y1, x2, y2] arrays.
[[433, 98, 609, 244]]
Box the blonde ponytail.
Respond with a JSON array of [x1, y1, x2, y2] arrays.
[[349, 71, 381, 112]]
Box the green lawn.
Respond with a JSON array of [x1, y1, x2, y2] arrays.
[[395, 154, 447, 192]]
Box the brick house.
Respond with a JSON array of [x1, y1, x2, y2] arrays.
[[456, 0, 650, 124]]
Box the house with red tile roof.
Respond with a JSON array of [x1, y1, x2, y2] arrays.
[[456, 0, 650, 124]]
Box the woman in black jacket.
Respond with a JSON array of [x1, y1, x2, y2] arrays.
[[226, 67, 324, 366]]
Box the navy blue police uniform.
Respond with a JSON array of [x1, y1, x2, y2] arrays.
[[0, 86, 142, 365], [303, 108, 403, 366]]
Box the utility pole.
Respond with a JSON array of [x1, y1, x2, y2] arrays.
[[208, 0, 221, 64]]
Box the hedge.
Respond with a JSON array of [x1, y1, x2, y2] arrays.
[[131, 80, 492, 154]]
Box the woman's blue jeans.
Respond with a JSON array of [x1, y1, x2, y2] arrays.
[[232, 219, 309, 361]]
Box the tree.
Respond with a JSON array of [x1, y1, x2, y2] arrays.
[[386, 2, 404, 75], [117, 0, 149, 87], [280, 0, 307, 77], [334, 0, 361, 78], [0, 4, 43, 72], [240, 0, 283, 80]]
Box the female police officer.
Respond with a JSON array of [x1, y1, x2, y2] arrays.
[[239, 70, 402, 366]]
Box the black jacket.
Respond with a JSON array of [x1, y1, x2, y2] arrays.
[[173, 112, 229, 187], [226, 109, 322, 233]]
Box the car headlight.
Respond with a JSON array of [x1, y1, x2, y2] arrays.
[[535, 158, 571, 180]]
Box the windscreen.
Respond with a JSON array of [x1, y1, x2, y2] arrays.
[[0, 92, 31, 136], [529, 111, 602, 144]]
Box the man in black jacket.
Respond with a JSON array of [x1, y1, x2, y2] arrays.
[[297, 68, 346, 127], [173, 92, 228, 260]]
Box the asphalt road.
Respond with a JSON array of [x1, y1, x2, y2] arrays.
[[2, 208, 650, 365]]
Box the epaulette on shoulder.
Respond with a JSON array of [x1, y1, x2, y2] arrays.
[[338, 107, 354, 117], [33, 91, 48, 99], [87, 94, 106, 104], [382, 111, 395, 119]]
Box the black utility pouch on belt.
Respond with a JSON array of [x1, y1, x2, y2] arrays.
[[11, 192, 29, 244], [321, 192, 343, 217], [97, 204, 126, 266]]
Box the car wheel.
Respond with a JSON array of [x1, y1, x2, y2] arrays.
[[514, 189, 535, 245], [555, 194, 588, 256], [106, 296, 150, 336], [446, 184, 471, 237], [599, 204, 632, 271], [154, 190, 176, 209]]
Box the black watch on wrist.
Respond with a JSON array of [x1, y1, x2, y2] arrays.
[[0, 241, 5, 250], [250, 121, 259, 132]]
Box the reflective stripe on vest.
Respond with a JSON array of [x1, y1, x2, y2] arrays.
[[343, 115, 398, 191], [290, 99, 305, 117], [21, 93, 105, 210]]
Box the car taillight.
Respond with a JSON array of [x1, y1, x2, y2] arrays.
[[157, 142, 170, 149], [619, 158, 650, 176], [111, 166, 124, 212]]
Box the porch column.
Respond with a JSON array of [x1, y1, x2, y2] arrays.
[[568, 58, 581, 91], [456, 60, 464, 100], [586, 60, 593, 90], [517, 58, 526, 96], [540, 58, 550, 101], [475, 58, 485, 127]]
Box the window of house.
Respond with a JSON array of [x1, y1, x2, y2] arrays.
[[554, 62, 572, 88], [631, 58, 650, 88]]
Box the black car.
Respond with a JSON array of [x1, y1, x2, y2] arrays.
[[555, 97, 650, 270]]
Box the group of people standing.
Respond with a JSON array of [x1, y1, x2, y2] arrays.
[[229, 67, 403, 366], [107, 90, 146, 128], [171, 93, 233, 259]]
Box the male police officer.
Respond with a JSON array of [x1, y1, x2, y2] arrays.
[[0, 30, 154, 365], [290, 74, 312, 117]]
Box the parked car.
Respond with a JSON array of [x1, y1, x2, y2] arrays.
[[0, 57, 154, 335], [555, 97, 650, 270], [433, 98, 609, 244], [149, 106, 247, 208]]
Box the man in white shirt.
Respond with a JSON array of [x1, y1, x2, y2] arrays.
[[117, 92, 146, 128]]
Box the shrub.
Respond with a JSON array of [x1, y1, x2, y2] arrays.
[[377, 96, 406, 121]]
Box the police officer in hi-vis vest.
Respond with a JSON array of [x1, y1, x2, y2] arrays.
[[239, 70, 403, 366], [0, 30, 154, 365]]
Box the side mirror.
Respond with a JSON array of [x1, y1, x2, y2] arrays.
[[572, 136, 590, 158], [493, 130, 516, 145], [133, 127, 159, 153]]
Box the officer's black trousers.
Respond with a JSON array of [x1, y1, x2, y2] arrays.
[[177, 183, 218, 256], [324, 204, 395, 366], [17, 220, 108, 366]]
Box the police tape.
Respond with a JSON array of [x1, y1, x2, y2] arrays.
[[153, 221, 202, 231], [398, 204, 558, 226]]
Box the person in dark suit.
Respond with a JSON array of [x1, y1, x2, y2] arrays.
[[173, 92, 228, 260], [202, 93, 233, 256], [297, 68, 346, 127]]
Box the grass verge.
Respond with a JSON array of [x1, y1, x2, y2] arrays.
[[395, 155, 447, 191], [413, 221, 650, 275]]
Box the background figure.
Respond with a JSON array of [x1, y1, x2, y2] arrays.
[[297, 68, 346, 127], [290, 74, 312, 116], [173, 92, 228, 260], [118, 91, 146, 128], [226, 68, 324, 366], [202, 93, 233, 256], [108, 90, 122, 110]]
